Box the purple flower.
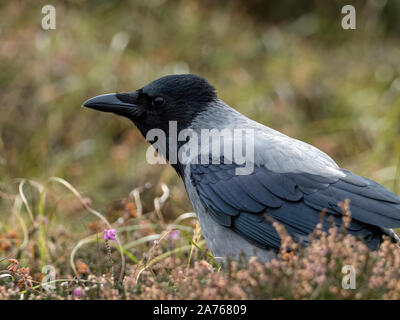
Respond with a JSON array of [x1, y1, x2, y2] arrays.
[[35, 216, 49, 225], [103, 228, 117, 241], [73, 287, 82, 297], [169, 229, 180, 240], [315, 275, 326, 284]]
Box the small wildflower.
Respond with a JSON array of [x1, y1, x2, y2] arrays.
[[35, 216, 49, 226], [103, 229, 115, 275], [103, 229, 117, 241], [169, 229, 180, 240], [73, 287, 82, 297], [77, 260, 89, 274]]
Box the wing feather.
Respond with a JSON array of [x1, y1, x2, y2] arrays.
[[189, 161, 400, 250]]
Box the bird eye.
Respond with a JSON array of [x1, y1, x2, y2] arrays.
[[152, 96, 164, 107]]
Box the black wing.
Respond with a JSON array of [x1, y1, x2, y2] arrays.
[[190, 162, 400, 250]]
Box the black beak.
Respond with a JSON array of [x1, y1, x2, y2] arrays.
[[83, 93, 136, 116]]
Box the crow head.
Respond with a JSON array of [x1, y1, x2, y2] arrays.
[[83, 74, 217, 138]]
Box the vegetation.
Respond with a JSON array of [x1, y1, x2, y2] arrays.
[[0, 0, 399, 299]]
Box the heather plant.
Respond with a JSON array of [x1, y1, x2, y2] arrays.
[[1, 178, 400, 300]]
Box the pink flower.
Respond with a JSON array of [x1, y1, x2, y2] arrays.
[[73, 287, 82, 297], [169, 229, 180, 240], [315, 275, 326, 284], [103, 229, 117, 241]]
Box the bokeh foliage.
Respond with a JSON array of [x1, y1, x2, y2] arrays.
[[0, 0, 399, 299], [1, 0, 399, 197]]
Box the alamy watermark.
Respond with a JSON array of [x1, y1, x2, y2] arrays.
[[41, 5, 56, 30], [341, 5, 356, 30], [145, 121, 255, 175], [41, 264, 56, 292], [342, 265, 356, 289], [40, 4, 356, 32]]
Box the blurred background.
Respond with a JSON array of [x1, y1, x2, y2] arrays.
[[0, 0, 399, 277]]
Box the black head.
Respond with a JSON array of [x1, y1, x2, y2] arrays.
[[83, 74, 217, 137]]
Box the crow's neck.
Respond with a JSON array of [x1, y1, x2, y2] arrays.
[[148, 137, 187, 178]]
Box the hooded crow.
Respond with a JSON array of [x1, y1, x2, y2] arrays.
[[83, 74, 400, 262]]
